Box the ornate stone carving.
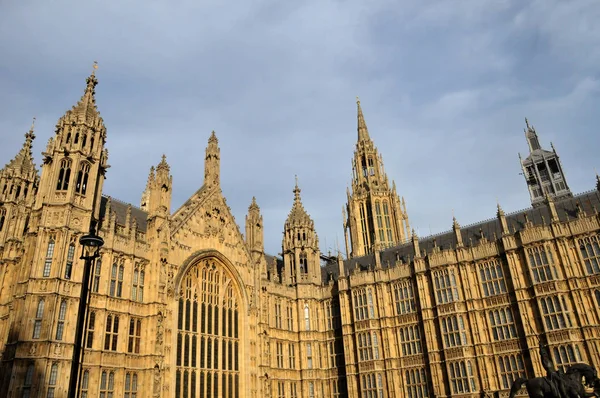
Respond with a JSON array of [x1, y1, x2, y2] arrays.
[[153, 364, 161, 398], [155, 311, 164, 352]]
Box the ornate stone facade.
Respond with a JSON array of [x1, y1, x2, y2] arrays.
[[0, 69, 599, 398]]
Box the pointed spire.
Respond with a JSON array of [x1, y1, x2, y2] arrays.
[[452, 213, 463, 247], [497, 202, 509, 235], [496, 202, 505, 217], [524, 117, 541, 152], [157, 154, 169, 171], [5, 118, 37, 175], [596, 169, 600, 192], [204, 131, 220, 186], [57, 61, 103, 127], [356, 97, 371, 143], [546, 193, 559, 223], [285, 175, 313, 227], [249, 196, 259, 211]]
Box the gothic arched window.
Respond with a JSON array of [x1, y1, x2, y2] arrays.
[[176, 259, 240, 398], [33, 299, 45, 339], [43, 237, 55, 277], [55, 300, 67, 340], [304, 304, 310, 331], [75, 162, 91, 195], [56, 159, 72, 191]]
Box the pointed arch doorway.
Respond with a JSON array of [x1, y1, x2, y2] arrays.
[[174, 253, 244, 398]]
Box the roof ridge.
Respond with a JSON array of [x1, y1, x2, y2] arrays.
[[102, 195, 146, 212]]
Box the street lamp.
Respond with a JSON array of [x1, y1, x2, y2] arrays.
[[67, 226, 104, 398]]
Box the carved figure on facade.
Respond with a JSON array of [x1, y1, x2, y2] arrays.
[[155, 311, 164, 352]]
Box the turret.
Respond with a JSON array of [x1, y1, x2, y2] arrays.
[[204, 131, 220, 187], [345, 98, 410, 257], [36, 63, 109, 221], [142, 155, 173, 233], [519, 118, 571, 207], [0, 120, 39, 243], [282, 177, 321, 285], [245, 196, 264, 256]]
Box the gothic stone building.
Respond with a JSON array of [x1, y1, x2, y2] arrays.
[[0, 70, 599, 398]]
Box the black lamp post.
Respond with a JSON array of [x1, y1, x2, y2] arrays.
[[67, 225, 104, 398]]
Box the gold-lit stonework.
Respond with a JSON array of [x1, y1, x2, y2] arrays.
[[0, 70, 599, 398]]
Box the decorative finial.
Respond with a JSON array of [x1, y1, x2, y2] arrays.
[[525, 117, 529, 129], [24, 117, 36, 143], [295, 174, 298, 188], [92, 61, 98, 76], [356, 96, 360, 105]]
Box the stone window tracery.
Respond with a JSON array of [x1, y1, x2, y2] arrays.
[[353, 289, 372, 321], [479, 260, 507, 297], [33, 299, 44, 339], [55, 300, 67, 340], [75, 162, 91, 195], [43, 237, 55, 277], [304, 304, 310, 330], [176, 259, 240, 398], [527, 245, 557, 283], [553, 344, 582, 372], [104, 314, 119, 351], [56, 158, 72, 191], [86, 311, 96, 348], [92, 258, 102, 293], [441, 315, 467, 348], [540, 295, 571, 331], [132, 264, 145, 302], [498, 354, 525, 389], [128, 318, 141, 354], [448, 360, 476, 394], [99, 370, 115, 397], [64, 242, 75, 279], [399, 324, 422, 356], [81, 370, 89, 398], [488, 307, 517, 341], [405, 368, 428, 398], [433, 269, 459, 304], [579, 235, 600, 275], [46, 363, 58, 398], [22, 363, 34, 398], [125, 372, 138, 398], [393, 281, 416, 315]]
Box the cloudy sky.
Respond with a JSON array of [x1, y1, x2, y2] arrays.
[[1, 0, 599, 257]]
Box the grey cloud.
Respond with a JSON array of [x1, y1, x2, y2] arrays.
[[1, 0, 599, 256]]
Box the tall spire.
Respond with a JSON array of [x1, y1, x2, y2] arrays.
[[524, 117, 541, 152], [356, 97, 371, 143]]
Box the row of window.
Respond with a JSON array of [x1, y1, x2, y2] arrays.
[[21, 365, 137, 398], [56, 159, 91, 195], [1, 180, 31, 202], [274, 379, 345, 398], [85, 312, 141, 354], [20, 344, 586, 397], [62, 129, 97, 151]]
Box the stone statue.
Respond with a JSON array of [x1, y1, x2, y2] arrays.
[[508, 342, 598, 398]]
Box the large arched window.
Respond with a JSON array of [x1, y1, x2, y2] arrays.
[[176, 258, 241, 398]]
